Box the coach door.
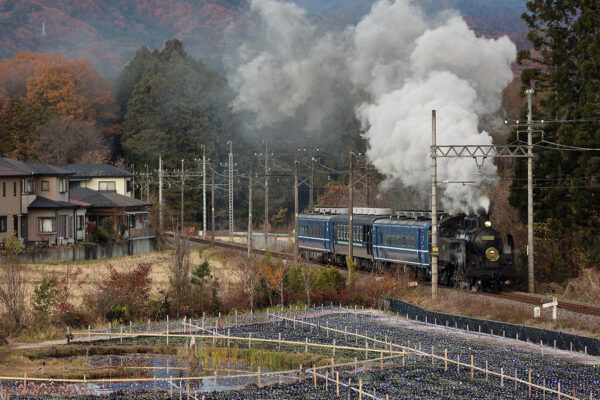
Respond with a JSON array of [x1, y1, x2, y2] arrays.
[[364, 225, 373, 255]]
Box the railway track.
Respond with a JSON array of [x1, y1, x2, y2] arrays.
[[167, 233, 600, 318], [484, 291, 600, 318]]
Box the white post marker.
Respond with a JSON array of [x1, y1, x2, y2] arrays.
[[542, 297, 558, 321]]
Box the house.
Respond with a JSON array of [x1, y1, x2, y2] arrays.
[[0, 162, 26, 243], [70, 187, 153, 240], [0, 158, 85, 246], [63, 164, 134, 197]]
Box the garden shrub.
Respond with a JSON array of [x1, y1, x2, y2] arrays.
[[106, 305, 131, 324], [59, 309, 93, 328]]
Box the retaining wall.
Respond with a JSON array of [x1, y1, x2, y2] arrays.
[[0, 237, 156, 264], [382, 296, 600, 356]]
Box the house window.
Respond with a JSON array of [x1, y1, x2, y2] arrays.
[[77, 215, 85, 230], [13, 181, 16, 196], [41, 181, 50, 191], [2, 182, 5, 197], [59, 178, 68, 193], [24, 178, 35, 194], [38, 217, 55, 233], [98, 181, 116, 191], [0, 216, 7, 232], [126, 180, 133, 193]]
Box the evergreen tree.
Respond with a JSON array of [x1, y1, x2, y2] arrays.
[[510, 1, 600, 279]]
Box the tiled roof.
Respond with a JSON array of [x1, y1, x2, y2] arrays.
[[0, 163, 27, 177], [70, 187, 150, 208], [28, 196, 78, 209], [63, 164, 134, 178], [0, 158, 72, 176]]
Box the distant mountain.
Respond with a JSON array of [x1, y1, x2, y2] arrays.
[[0, 0, 529, 77]]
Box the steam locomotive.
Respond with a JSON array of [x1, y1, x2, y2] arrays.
[[298, 207, 515, 292]]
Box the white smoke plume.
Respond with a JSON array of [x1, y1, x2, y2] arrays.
[[227, 0, 516, 213]]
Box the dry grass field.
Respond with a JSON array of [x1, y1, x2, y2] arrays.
[[10, 245, 246, 308]]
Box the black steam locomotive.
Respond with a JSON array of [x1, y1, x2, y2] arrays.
[[298, 208, 515, 292]]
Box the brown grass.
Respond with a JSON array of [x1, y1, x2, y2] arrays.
[[15, 245, 242, 309]]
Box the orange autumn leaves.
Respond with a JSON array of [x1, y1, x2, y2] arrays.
[[0, 52, 116, 123], [0, 52, 118, 162]]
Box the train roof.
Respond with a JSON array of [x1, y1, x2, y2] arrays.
[[374, 218, 431, 228], [331, 214, 385, 224], [298, 214, 335, 221]]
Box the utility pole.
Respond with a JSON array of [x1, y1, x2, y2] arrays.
[[158, 155, 163, 232], [294, 157, 299, 263], [202, 145, 207, 238], [365, 157, 370, 207], [348, 151, 354, 262], [145, 164, 150, 202], [431, 110, 438, 299], [180, 159, 185, 233], [309, 155, 314, 211], [248, 171, 253, 258], [264, 141, 270, 251], [221, 141, 236, 241], [211, 167, 215, 244], [526, 88, 535, 293]]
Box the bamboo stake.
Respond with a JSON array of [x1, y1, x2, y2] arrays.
[[359, 379, 363, 400], [313, 365, 317, 388], [336, 371, 339, 396], [471, 355, 474, 378], [444, 348, 448, 371], [528, 370, 532, 396], [258, 366, 261, 388]]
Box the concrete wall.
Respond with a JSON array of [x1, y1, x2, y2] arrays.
[[0, 237, 156, 264]]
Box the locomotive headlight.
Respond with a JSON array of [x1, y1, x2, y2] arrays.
[[485, 247, 500, 261], [485, 221, 492, 228]]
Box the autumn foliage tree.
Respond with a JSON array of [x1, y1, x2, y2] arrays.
[[86, 263, 153, 321], [0, 52, 117, 162]]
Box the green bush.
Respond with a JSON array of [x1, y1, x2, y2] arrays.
[[105, 305, 131, 324], [313, 266, 346, 293]]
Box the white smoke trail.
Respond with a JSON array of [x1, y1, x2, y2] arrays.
[[227, 0, 516, 213]]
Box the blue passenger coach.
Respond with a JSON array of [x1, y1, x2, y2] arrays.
[[297, 214, 332, 261], [372, 218, 431, 269]]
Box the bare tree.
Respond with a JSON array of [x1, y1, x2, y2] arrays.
[[233, 256, 261, 313], [34, 117, 108, 165], [0, 234, 26, 330], [300, 262, 314, 308], [169, 232, 191, 318]]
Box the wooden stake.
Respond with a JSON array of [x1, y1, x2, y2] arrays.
[[471, 355, 474, 378], [528, 370, 532, 395], [444, 348, 448, 371], [336, 371, 340, 396], [313, 365, 317, 388], [380, 350, 383, 370], [485, 360, 488, 381], [258, 366, 261, 388], [186, 384, 190, 400], [558, 381, 561, 399], [359, 379, 363, 400], [501, 367, 504, 387]]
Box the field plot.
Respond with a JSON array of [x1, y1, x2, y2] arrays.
[[0, 307, 598, 399]]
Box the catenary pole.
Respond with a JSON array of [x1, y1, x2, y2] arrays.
[[294, 156, 299, 262], [180, 159, 185, 233], [158, 154, 163, 232], [211, 167, 215, 244], [526, 88, 535, 293], [431, 110, 438, 299], [248, 171, 253, 258], [228, 141, 234, 241], [264, 140, 269, 251], [309, 155, 314, 211], [202, 145, 207, 238], [349, 151, 354, 262]]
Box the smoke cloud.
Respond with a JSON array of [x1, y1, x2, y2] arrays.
[[227, 0, 516, 213]]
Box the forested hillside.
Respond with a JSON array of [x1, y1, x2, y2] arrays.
[[0, 0, 528, 76]]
